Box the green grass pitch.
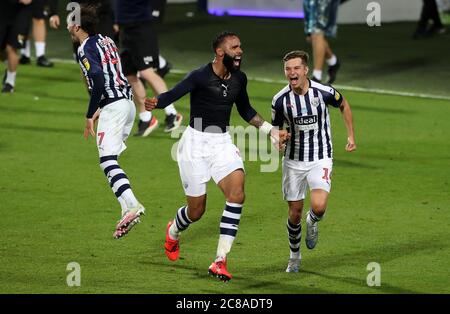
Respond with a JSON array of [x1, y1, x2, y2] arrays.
[[0, 3, 449, 294]]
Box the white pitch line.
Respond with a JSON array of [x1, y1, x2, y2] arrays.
[[51, 58, 450, 101], [246, 77, 450, 101]]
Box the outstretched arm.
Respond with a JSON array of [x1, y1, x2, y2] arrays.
[[145, 70, 198, 111], [248, 113, 290, 151], [339, 98, 356, 152], [235, 77, 290, 150]]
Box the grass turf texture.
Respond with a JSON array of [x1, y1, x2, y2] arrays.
[[0, 3, 449, 293]]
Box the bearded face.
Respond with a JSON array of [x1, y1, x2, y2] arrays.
[[223, 52, 241, 73], [220, 35, 243, 73]]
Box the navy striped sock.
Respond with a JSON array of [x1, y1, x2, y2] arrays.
[[99, 155, 138, 209], [287, 219, 301, 257], [216, 202, 243, 260], [308, 210, 323, 223], [220, 202, 242, 237], [174, 206, 192, 232]]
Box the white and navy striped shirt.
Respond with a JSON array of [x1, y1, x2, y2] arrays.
[[272, 79, 343, 161], [77, 34, 132, 114]]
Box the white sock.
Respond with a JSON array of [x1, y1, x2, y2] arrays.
[[121, 189, 139, 209], [21, 40, 31, 57], [307, 210, 323, 225], [35, 42, 46, 58], [326, 54, 337, 66], [118, 196, 128, 216], [169, 222, 179, 240], [159, 55, 166, 68], [313, 70, 322, 80], [216, 201, 243, 261], [164, 104, 177, 116], [6, 71, 16, 86], [216, 235, 234, 261], [139, 111, 152, 122]]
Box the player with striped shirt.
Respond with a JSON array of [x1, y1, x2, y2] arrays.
[[272, 50, 356, 273], [67, 5, 145, 239]]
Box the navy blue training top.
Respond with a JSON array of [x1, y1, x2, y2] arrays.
[[156, 63, 257, 133]]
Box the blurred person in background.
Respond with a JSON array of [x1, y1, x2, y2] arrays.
[[115, 0, 182, 136], [19, 0, 54, 67], [1, 0, 33, 93], [413, 0, 447, 38], [303, 0, 341, 84]]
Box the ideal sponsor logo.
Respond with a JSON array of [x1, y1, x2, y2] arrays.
[[294, 115, 317, 125]]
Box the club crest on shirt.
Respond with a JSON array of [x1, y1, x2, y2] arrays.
[[82, 58, 90, 71], [311, 97, 320, 107]]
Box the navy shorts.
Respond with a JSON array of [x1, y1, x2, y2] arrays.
[[303, 0, 339, 37]]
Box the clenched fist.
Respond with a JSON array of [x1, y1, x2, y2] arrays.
[[144, 97, 158, 111]]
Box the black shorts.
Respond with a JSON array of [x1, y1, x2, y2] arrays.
[[0, 5, 32, 50], [119, 21, 159, 76], [32, 0, 48, 19]]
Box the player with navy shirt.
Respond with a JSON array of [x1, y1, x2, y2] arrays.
[[272, 50, 356, 273], [145, 32, 290, 281], [67, 4, 145, 239]]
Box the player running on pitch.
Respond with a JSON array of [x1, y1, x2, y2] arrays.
[[145, 31, 290, 281]]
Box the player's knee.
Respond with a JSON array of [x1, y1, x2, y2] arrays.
[[311, 202, 327, 215], [227, 189, 245, 205]]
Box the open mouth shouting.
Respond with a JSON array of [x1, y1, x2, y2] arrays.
[[289, 76, 299, 86], [233, 56, 242, 68]]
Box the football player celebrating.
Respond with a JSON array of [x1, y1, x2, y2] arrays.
[[67, 4, 145, 239]]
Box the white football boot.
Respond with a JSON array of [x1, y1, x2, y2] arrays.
[[113, 203, 145, 239]]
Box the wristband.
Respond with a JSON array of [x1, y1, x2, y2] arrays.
[[260, 121, 273, 135]]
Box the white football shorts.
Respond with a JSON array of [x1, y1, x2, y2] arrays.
[[282, 157, 333, 201], [96, 98, 136, 157], [177, 126, 244, 197]]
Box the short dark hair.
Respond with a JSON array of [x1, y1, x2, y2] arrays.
[[212, 31, 238, 52], [283, 50, 309, 66]]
